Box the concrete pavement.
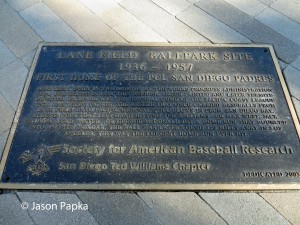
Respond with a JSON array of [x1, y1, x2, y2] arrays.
[[0, 0, 300, 224]]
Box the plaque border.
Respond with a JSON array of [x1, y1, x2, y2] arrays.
[[0, 43, 299, 190]]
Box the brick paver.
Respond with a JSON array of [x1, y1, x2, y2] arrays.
[[186, 0, 199, 3], [0, 94, 14, 134], [0, 60, 28, 110], [0, 130, 8, 157], [5, 0, 40, 12], [79, 0, 121, 14], [150, 0, 191, 16], [0, 193, 35, 225], [270, 0, 300, 24], [255, 8, 300, 46], [21, 48, 36, 68], [194, 0, 300, 63], [0, 40, 16, 69], [120, 0, 208, 42], [224, 0, 267, 17], [20, 2, 83, 42], [139, 192, 227, 225], [200, 193, 291, 225], [283, 65, 300, 100], [260, 192, 300, 225], [44, 0, 125, 43], [84, 3, 167, 42], [0, 1, 41, 57], [177, 5, 250, 43], [78, 192, 162, 225], [291, 55, 300, 71], [279, 60, 288, 70], [258, 0, 277, 6], [292, 97, 300, 119], [17, 192, 98, 225]]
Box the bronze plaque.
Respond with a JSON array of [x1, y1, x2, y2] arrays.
[[0, 44, 299, 190]]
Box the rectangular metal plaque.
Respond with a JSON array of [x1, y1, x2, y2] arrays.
[[0, 43, 299, 190]]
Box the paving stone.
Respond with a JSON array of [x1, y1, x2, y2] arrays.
[[77, 191, 162, 225], [223, 0, 266, 17], [0, 2, 41, 57], [292, 97, 300, 119], [0, 60, 28, 110], [200, 193, 290, 225], [44, 0, 125, 42], [194, 0, 300, 63], [278, 60, 287, 70], [291, 55, 300, 71], [21, 48, 37, 68], [151, 0, 191, 16], [177, 5, 250, 43], [0, 94, 14, 134], [5, 0, 40, 12], [0, 193, 35, 225], [0, 40, 16, 69], [139, 192, 227, 225], [255, 8, 300, 46], [283, 65, 300, 100], [260, 192, 300, 225], [79, 0, 121, 14], [84, 3, 166, 42], [0, 130, 9, 158], [257, 0, 277, 6], [186, 0, 199, 3], [17, 192, 98, 225], [20, 2, 83, 42], [270, 0, 300, 24], [120, 0, 208, 42]]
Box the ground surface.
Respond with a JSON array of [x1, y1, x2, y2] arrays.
[[0, 0, 300, 224]]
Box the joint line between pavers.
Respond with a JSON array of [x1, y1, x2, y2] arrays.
[[75, 0, 96, 15], [0, 33, 40, 62], [39, 2, 86, 43], [94, 5, 131, 43], [174, 7, 213, 44], [148, 0, 188, 17], [100, 7, 131, 43], [292, 92, 300, 103], [192, 3, 300, 64], [174, 18, 212, 43], [135, 192, 166, 225], [74, 192, 100, 225], [284, 64, 300, 102], [3, 4, 45, 53], [191, 4, 250, 44], [15, 192, 38, 225], [0, 90, 15, 112], [197, 193, 230, 225], [177, 1, 194, 16], [59, 0, 127, 43], [4, 0, 39, 12], [258, 193, 293, 225], [0, 59, 30, 111], [292, 95, 300, 102], [270, 5, 300, 28], [0, 37, 19, 67], [255, 8, 300, 50], [291, 64, 300, 74], [117, 3, 168, 43]]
